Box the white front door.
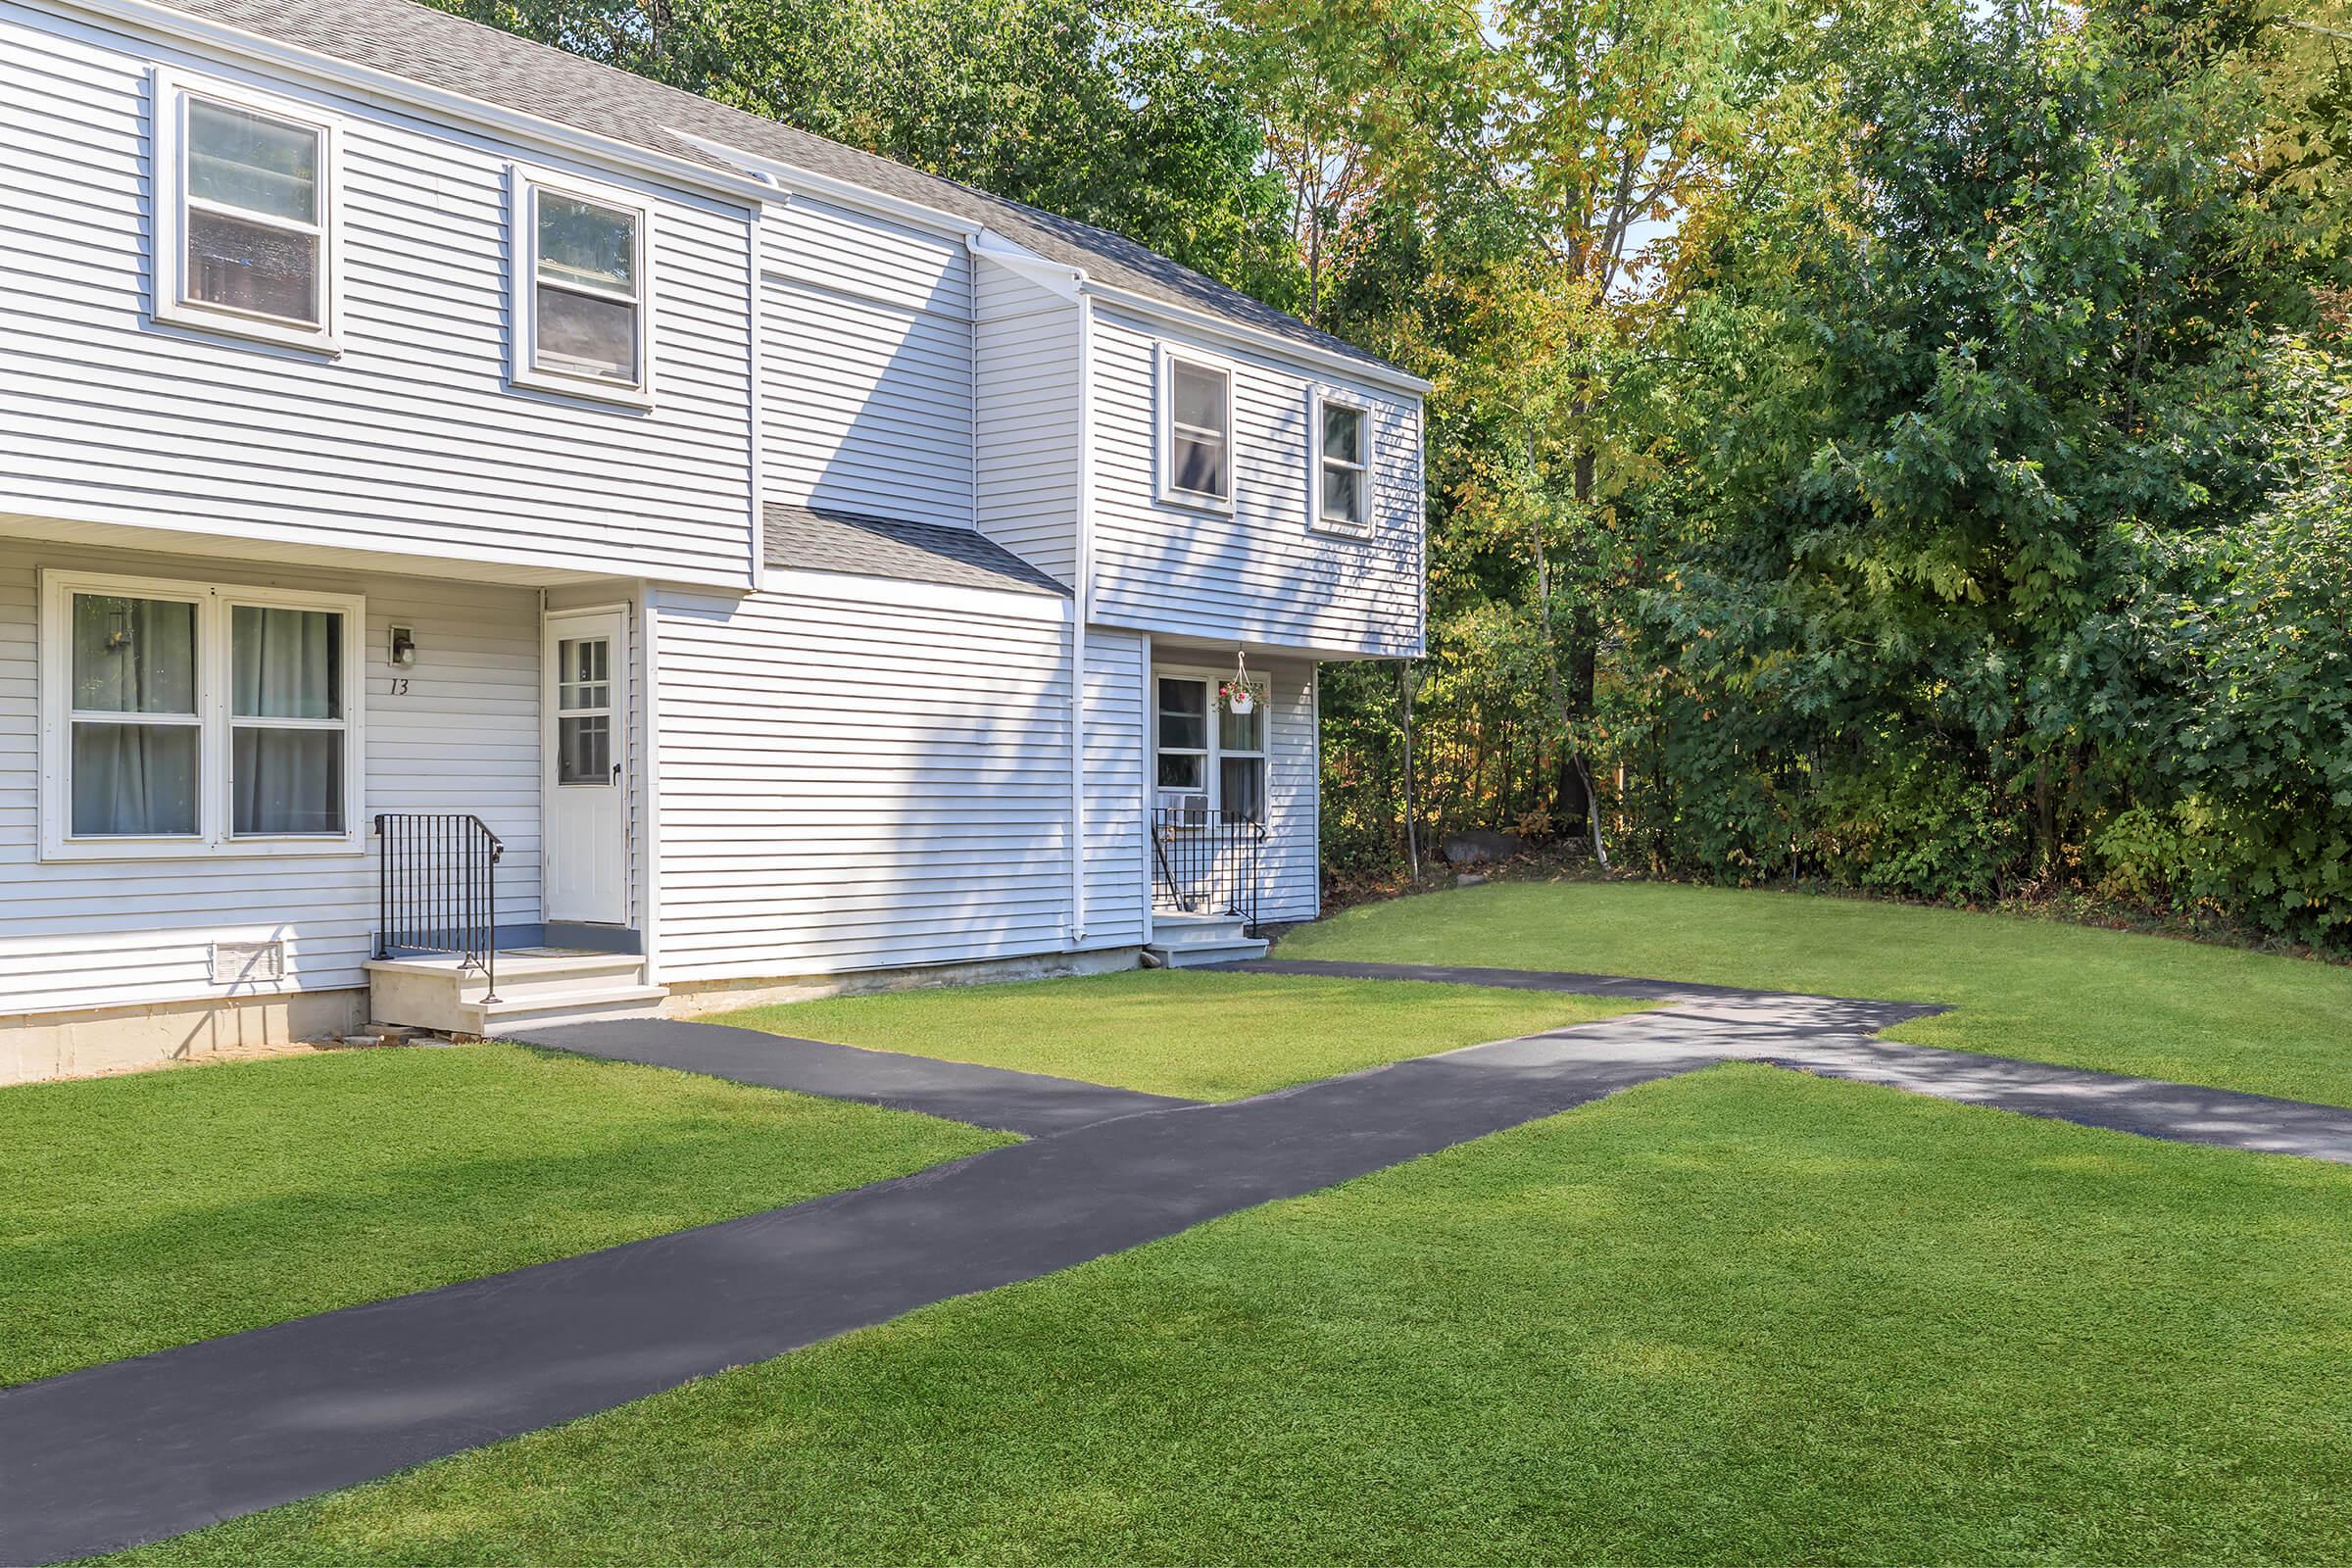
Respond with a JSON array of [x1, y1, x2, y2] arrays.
[[542, 608, 628, 925]]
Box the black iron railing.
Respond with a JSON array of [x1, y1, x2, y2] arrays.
[[375, 812, 504, 1002], [1151, 807, 1266, 929]]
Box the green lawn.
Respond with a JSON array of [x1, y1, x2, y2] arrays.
[[2, 1045, 1004, 1388], [123, 1067, 2352, 1567], [713, 968, 1646, 1100], [1281, 879, 2352, 1106]]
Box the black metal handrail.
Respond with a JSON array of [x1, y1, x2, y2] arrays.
[[375, 812, 504, 1002], [1151, 807, 1266, 930]]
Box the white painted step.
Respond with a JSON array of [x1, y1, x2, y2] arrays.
[[1147, 914, 1268, 967], [367, 950, 664, 1035], [1150, 937, 1271, 968]]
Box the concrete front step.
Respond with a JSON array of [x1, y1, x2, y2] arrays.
[[366, 950, 665, 1036], [1151, 938, 1271, 968], [1147, 913, 1269, 968]]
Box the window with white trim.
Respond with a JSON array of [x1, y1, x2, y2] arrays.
[[1161, 352, 1233, 507], [40, 572, 365, 859], [1312, 393, 1371, 531], [153, 72, 337, 349], [1218, 696, 1267, 825], [512, 172, 651, 400], [1153, 670, 1265, 824]]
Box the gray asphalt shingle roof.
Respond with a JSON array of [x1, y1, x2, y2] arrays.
[[149, 0, 1410, 378], [762, 503, 1071, 598]]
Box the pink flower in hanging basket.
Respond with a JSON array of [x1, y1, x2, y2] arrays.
[[1220, 679, 1259, 713]]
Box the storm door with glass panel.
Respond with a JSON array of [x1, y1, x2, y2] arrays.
[[542, 609, 627, 924]]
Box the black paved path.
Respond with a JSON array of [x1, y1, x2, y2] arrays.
[[9, 963, 2351, 1563], [507, 1015, 1199, 1136], [0, 1014, 1740, 1566]]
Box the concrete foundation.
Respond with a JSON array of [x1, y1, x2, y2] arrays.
[[0, 988, 368, 1086]]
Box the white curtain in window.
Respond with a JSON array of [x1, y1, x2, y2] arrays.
[[73, 723, 199, 837], [70, 595, 199, 837], [230, 606, 343, 834]]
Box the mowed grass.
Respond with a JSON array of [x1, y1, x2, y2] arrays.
[[124, 1067, 2352, 1566], [1281, 879, 2352, 1106], [715, 968, 1646, 1100], [1, 1045, 1004, 1387]]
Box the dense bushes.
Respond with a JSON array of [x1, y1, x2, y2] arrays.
[[1320, 1, 2352, 948]]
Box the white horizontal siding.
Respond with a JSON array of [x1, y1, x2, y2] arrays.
[[973, 261, 1080, 584], [1259, 656, 1321, 923], [1081, 626, 1148, 947], [766, 198, 970, 318], [0, 5, 757, 587], [0, 536, 541, 1015], [1092, 308, 1424, 657], [652, 582, 1081, 979], [761, 200, 975, 527]]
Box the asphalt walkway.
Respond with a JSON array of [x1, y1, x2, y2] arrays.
[[7, 962, 2348, 1563]]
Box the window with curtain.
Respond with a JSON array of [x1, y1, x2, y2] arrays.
[[1165, 357, 1231, 504], [531, 187, 643, 387], [69, 593, 201, 838], [229, 605, 346, 836], [43, 573, 363, 858], [175, 89, 328, 329], [1219, 700, 1266, 824], [1316, 399, 1369, 529]]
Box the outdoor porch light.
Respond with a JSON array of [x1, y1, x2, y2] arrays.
[[388, 624, 416, 668]]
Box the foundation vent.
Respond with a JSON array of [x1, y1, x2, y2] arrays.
[[211, 940, 287, 987]]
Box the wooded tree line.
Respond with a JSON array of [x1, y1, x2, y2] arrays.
[[440, 0, 2352, 943]]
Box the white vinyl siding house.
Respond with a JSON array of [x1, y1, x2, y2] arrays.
[[650, 572, 1076, 982], [762, 198, 975, 526], [0, 0, 1426, 1079], [0, 537, 542, 1022], [0, 1, 761, 589], [1090, 307, 1425, 658]]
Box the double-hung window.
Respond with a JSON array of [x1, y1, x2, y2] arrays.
[[1160, 351, 1234, 509], [1311, 393, 1372, 532], [41, 572, 364, 859], [153, 71, 337, 349], [512, 171, 652, 402], [1153, 671, 1266, 825]]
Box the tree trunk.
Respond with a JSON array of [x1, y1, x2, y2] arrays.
[[1398, 660, 1420, 880]]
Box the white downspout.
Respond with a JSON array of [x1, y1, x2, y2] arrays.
[[1069, 291, 1097, 946]]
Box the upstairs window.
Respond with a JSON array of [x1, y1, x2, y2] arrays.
[[513, 172, 652, 403], [153, 72, 337, 350], [1312, 394, 1372, 532], [1160, 351, 1233, 509]]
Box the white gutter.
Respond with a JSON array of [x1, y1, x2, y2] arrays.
[[57, 0, 778, 208], [1080, 280, 1434, 397]]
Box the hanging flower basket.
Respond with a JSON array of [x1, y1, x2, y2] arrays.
[[1220, 678, 1262, 715]]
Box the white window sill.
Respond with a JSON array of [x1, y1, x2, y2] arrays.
[[508, 366, 655, 410], [152, 300, 341, 357], [1157, 489, 1236, 516], [40, 837, 368, 863], [1307, 517, 1376, 539]]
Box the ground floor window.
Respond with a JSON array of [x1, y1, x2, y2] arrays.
[[41, 570, 364, 859], [1154, 666, 1266, 824]]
